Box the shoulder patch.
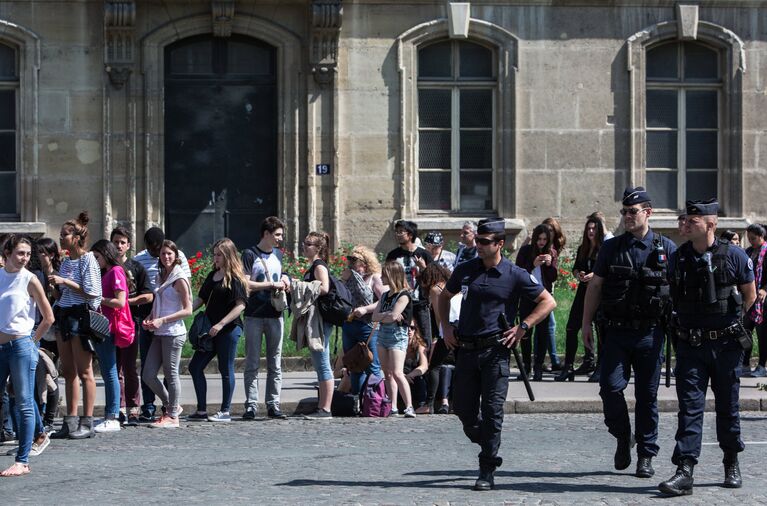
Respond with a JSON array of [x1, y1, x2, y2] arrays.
[[529, 274, 540, 285], [747, 258, 754, 271]]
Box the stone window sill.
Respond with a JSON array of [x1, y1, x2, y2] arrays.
[[0, 222, 48, 236]]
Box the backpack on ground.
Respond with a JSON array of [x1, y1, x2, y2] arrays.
[[317, 274, 354, 326], [361, 374, 392, 418]]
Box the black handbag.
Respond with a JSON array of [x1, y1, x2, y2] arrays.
[[188, 311, 214, 352], [83, 308, 110, 343]]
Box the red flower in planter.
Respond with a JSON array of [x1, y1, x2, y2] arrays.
[[196, 251, 203, 259], [568, 281, 578, 290]]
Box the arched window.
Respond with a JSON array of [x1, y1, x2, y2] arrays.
[[417, 40, 496, 212], [645, 41, 721, 210], [0, 42, 17, 216]]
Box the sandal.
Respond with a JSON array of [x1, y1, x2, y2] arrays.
[[1, 462, 31, 477]]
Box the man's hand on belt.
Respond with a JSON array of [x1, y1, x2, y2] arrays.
[[500, 325, 524, 348], [443, 325, 459, 350]]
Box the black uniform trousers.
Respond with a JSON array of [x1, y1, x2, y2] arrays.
[[672, 337, 745, 465], [453, 344, 510, 471], [598, 326, 663, 457]]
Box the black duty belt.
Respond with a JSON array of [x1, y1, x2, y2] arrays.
[[677, 323, 742, 344], [604, 319, 657, 331], [459, 332, 505, 351]]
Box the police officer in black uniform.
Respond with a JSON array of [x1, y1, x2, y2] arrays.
[[658, 199, 756, 496], [582, 187, 677, 478], [438, 218, 556, 491]]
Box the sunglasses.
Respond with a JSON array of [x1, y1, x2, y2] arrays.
[[303, 241, 317, 247], [619, 208, 648, 216], [408, 325, 417, 331], [476, 237, 497, 246]]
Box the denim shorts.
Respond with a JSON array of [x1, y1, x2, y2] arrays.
[[377, 324, 408, 352]]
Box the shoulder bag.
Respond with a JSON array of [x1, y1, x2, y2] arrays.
[[188, 292, 214, 352], [343, 323, 377, 374], [77, 255, 110, 343]]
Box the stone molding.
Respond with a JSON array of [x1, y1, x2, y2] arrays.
[[310, 0, 342, 84], [0, 19, 41, 223], [104, 1, 136, 89], [626, 17, 745, 217], [212, 0, 236, 38], [397, 17, 519, 221], [140, 14, 304, 246]]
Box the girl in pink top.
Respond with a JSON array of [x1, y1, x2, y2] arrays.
[[90, 240, 134, 433]]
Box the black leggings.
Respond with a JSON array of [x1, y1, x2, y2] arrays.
[[743, 318, 767, 367]]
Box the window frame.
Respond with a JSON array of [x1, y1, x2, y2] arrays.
[[627, 20, 745, 218], [0, 41, 18, 219], [417, 39, 497, 213], [397, 18, 518, 222], [645, 41, 722, 211]]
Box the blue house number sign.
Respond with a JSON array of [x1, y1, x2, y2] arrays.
[[315, 164, 331, 175]]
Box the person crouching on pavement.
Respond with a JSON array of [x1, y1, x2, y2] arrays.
[[438, 217, 556, 491]]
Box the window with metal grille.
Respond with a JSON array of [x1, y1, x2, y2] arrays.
[[645, 41, 720, 211], [417, 40, 495, 212], [0, 42, 17, 216]]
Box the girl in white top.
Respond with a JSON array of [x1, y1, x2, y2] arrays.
[[0, 235, 54, 477], [141, 240, 192, 428], [49, 212, 103, 440]]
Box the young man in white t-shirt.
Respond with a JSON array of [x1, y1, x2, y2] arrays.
[[241, 217, 291, 420]]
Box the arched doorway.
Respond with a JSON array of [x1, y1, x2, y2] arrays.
[[164, 34, 277, 253]]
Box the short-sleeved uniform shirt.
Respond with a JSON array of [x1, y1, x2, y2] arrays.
[[446, 257, 544, 339], [593, 229, 677, 279], [669, 240, 754, 330], [198, 270, 248, 333]]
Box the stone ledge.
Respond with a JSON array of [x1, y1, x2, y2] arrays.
[[0, 222, 48, 235], [650, 216, 750, 231]]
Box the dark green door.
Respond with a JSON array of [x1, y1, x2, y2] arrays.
[[164, 34, 277, 253]]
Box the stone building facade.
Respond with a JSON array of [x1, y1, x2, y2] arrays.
[[0, 0, 764, 254]]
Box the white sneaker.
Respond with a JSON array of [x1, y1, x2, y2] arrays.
[[94, 419, 122, 433], [29, 433, 50, 456]]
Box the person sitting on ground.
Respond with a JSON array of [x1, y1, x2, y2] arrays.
[[373, 261, 415, 418], [403, 320, 429, 412]]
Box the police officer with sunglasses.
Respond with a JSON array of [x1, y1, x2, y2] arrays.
[[581, 187, 677, 479], [658, 199, 755, 496], [437, 217, 556, 491]]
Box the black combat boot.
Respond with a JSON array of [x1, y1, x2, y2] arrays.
[[658, 458, 694, 496], [554, 363, 575, 382], [614, 434, 634, 470], [636, 456, 654, 478], [50, 415, 78, 440], [69, 416, 95, 439], [723, 452, 742, 488], [473, 468, 495, 491]]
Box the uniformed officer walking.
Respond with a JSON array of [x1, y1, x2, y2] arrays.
[[582, 187, 677, 478], [438, 217, 556, 491], [658, 199, 756, 496]]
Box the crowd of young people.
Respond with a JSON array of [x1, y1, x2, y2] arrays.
[[1, 209, 764, 478]]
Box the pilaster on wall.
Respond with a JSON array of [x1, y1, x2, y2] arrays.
[[104, 0, 137, 241], [307, 0, 342, 246]]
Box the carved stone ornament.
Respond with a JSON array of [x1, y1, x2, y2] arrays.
[[104, 1, 136, 88], [212, 1, 236, 38], [310, 0, 343, 84], [676, 3, 699, 40]]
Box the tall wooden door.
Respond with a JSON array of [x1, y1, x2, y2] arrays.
[[164, 34, 277, 253]]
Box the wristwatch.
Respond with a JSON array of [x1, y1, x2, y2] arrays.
[[519, 321, 530, 332]]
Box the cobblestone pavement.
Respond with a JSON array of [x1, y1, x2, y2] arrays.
[[2, 412, 766, 505]]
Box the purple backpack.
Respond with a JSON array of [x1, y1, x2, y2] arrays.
[[361, 374, 392, 417]]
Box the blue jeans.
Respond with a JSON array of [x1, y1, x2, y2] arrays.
[[0, 336, 38, 464], [189, 326, 242, 413], [310, 321, 333, 382], [94, 333, 120, 418], [342, 320, 380, 394]]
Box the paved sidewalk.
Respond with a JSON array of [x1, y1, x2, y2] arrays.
[[78, 369, 767, 416]]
